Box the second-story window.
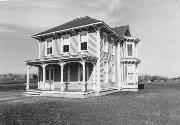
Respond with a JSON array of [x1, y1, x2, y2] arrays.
[[46, 40, 53, 55], [103, 33, 108, 53], [127, 43, 132, 56], [111, 38, 115, 55], [79, 32, 88, 51], [63, 36, 70, 53]]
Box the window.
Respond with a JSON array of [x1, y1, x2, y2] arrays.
[[128, 73, 133, 81], [63, 66, 68, 82], [80, 66, 83, 81], [46, 40, 53, 55], [63, 36, 70, 53], [46, 68, 53, 80], [103, 33, 108, 52], [80, 33, 88, 51], [127, 64, 134, 82], [127, 44, 132, 56], [111, 38, 115, 55], [111, 62, 116, 82], [104, 60, 108, 82]]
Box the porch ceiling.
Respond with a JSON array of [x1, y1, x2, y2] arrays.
[[25, 53, 97, 66]]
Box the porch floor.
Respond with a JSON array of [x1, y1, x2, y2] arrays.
[[24, 88, 120, 98]]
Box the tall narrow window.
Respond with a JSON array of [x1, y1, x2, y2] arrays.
[[104, 60, 108, 82], [63, 36, 70, 53], [127, 44, 132, 56], [111, 62, 116, 82], [80, 33, 88, 51], [103, 33, 108, 53], [63, 66, 68, 82], [80, 66, 83, 81], [46, 40, 53, 55], [127, 64, 134, 82], [111, 37, 115, 55]]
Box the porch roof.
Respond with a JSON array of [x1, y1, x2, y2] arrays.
[[25, 53, 97, 66], [121, 57, 141, 64]]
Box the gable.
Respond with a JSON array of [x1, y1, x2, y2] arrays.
[[112, 25, 131, 37]]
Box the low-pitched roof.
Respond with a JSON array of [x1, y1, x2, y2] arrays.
[[33, 16, 130, 38], [34, 16, 101, 36]]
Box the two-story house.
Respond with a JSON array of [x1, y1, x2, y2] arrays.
[[25, 16, 140, 97]]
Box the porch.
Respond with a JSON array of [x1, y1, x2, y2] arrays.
[[25, 54, 97, 93]]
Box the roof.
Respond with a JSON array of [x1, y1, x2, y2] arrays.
[[34, 16, 101, 36], [112, 25, 130, 36], [25, 52, 98, 66]]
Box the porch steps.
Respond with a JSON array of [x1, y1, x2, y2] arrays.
[[24, 90, 42, 96]]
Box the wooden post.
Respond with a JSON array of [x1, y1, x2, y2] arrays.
[[82, 61, 86, 92], [26, 65, 31, 91], [92, 63, 96, 91], [60, 63, 65, 91], [117, 42, 122, 89], [42, 64, 46, 90], [96, 27, 101, 92]]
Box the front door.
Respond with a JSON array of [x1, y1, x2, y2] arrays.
[[45, 67, 54, 90]]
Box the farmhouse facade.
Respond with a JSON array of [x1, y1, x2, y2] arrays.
[[25, 16, 140, 96]]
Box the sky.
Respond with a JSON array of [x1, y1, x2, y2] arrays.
[[0, 0, 180, 78]]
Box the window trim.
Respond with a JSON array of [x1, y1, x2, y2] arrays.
[[45, 38, 53, 56], [78, 31, 88, 52], [62, 34, 70, 54]]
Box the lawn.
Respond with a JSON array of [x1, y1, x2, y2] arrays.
[[0, 82, 180, 125]]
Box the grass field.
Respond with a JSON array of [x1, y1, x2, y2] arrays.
[[0, 82, 180, 125], [0, 79, 37, 91]]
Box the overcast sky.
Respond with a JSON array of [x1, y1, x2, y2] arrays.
[[0, 0, 180, 78]]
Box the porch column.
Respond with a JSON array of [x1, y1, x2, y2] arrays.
[[82, 60, 86, 92], [92, 63, 96, 91], [60, 63, 65, 91], [42, 64, 47, 90], [96, 27, 101, 92], [26, 65, 31, 91], [117, 42, 122, 89]]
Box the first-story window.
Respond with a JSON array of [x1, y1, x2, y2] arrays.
[[104, 60, 108, 82], [111, 62, 116, 82], [46, 40, 53, 55], [63, 66, 68, 82], [127, 64, 134, 82], [63, 36, 70, 53], [79, 32, 88, 51], [46, 68, 53, 80], [128, 73, 134, 81]]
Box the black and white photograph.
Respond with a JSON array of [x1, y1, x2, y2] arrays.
[[0, 0, 180, 124]]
